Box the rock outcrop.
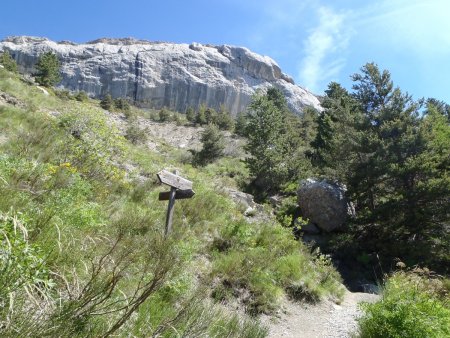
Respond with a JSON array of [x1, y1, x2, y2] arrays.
[[0, 36, 320, 115], [297, 178, 355, 232]]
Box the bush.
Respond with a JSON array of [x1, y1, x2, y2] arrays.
[[35, 51, 61, 87], [0, 50, 18, 73], [211, 220, 344, 314], [158, 107, 171, 122], [55, 89, 72, 100], [100, 93, 114, 110], [0, 212, 52, 300], [358, 270, 450, 338], [186, 106, 196, 123], [114, 97, 130, 112], [75, 91, 89, 102], [195, 105, 208, 125], [125, 122, 148, 145]]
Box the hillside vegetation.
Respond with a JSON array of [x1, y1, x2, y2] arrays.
[[0, 67, 343, 336], [1, 51, 449, 337]]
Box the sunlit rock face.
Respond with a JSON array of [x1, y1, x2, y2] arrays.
[[0, 36, 321, 115]]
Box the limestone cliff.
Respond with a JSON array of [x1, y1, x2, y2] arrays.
[[0, 36, 320, 115]]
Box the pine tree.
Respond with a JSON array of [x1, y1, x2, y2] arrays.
[[35, 52, 61, 87], [315, 63, 450, 269], [195, 105, 208, 125], [311, 82, 362, 182], [215, 106, 235, 130], [193, 124, 224, 166], [244, 89, 289, 193], [234, 112, 248, 136]]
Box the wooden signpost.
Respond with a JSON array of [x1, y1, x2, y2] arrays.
[[157, 169, 195, 237]]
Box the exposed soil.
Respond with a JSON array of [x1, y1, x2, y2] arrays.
[[261, 290, 379, 338]]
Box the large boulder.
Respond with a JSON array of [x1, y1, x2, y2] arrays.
[[297, 178, 355, 232]]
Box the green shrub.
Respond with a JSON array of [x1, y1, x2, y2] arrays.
[[158, 107, 171, 122], [0, 50, 18, 73], [57, 108, 125, 181], [125, 122, 148, 145], [186, 106, 196, 123], [196, 105, 208, 125], [0, 212, 53, 299], [75, 91, 89, 102], [55, 89, 72, 100], [211, 220, 344, 314], [358, 270, 450, 338], [114, 97, 130, 112], [100, 93, 114, 110]]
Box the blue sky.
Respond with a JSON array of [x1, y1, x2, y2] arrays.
[[1, 0, 449, 102]]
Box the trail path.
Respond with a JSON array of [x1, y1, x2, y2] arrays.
[[261, 290, 379, 338]]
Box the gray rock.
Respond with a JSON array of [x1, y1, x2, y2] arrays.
[[294, 218, 321, 234], [244, 207, 256, 217], [225, 188, 256, 209], [0, 36, 321, 115], [297, 178, 355, 232], [268, 195, 283, 207]]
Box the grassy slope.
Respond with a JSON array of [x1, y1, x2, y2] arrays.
[[0, 68, 344, 337]]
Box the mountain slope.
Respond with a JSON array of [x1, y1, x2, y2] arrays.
[[0, 36, 320, 115]]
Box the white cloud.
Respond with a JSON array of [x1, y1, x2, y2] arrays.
[[298, 6, 351, 93]]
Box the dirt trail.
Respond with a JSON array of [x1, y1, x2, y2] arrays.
[[261, 290, 379, 338]]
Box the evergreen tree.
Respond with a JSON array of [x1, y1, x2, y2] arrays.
[[186, 107, 196, 123], [195, 105, 208, 125], [0, 50, 17, 73], [35, 52, 61, 87], [311, 82, 362, 182], [100, 94, 114, 110], [234, 112, 248, 136], [244, 89, 290, 193], [426, 98, 450, 122], [215, 107, 235, 131], [193, 124, 224, 166], [204, 107, 218, 125], [314, 63, 450, 269]]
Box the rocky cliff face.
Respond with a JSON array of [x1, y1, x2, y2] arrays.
[[0, 36, 320, 115]]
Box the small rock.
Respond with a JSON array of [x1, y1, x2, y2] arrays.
[[36, 86, 49, 95], [225, 188, 256, 209], [244, 207, 256, 217], [269, 195, 283, 207], [294, 219, 320, 234]]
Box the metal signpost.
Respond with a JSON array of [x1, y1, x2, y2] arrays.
[[157, 170, 194, 237]]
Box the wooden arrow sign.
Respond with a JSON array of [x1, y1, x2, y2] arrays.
[[157, 169, 194, 237], [157, 170, 193, 190], [159, 189, 195, 201]]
